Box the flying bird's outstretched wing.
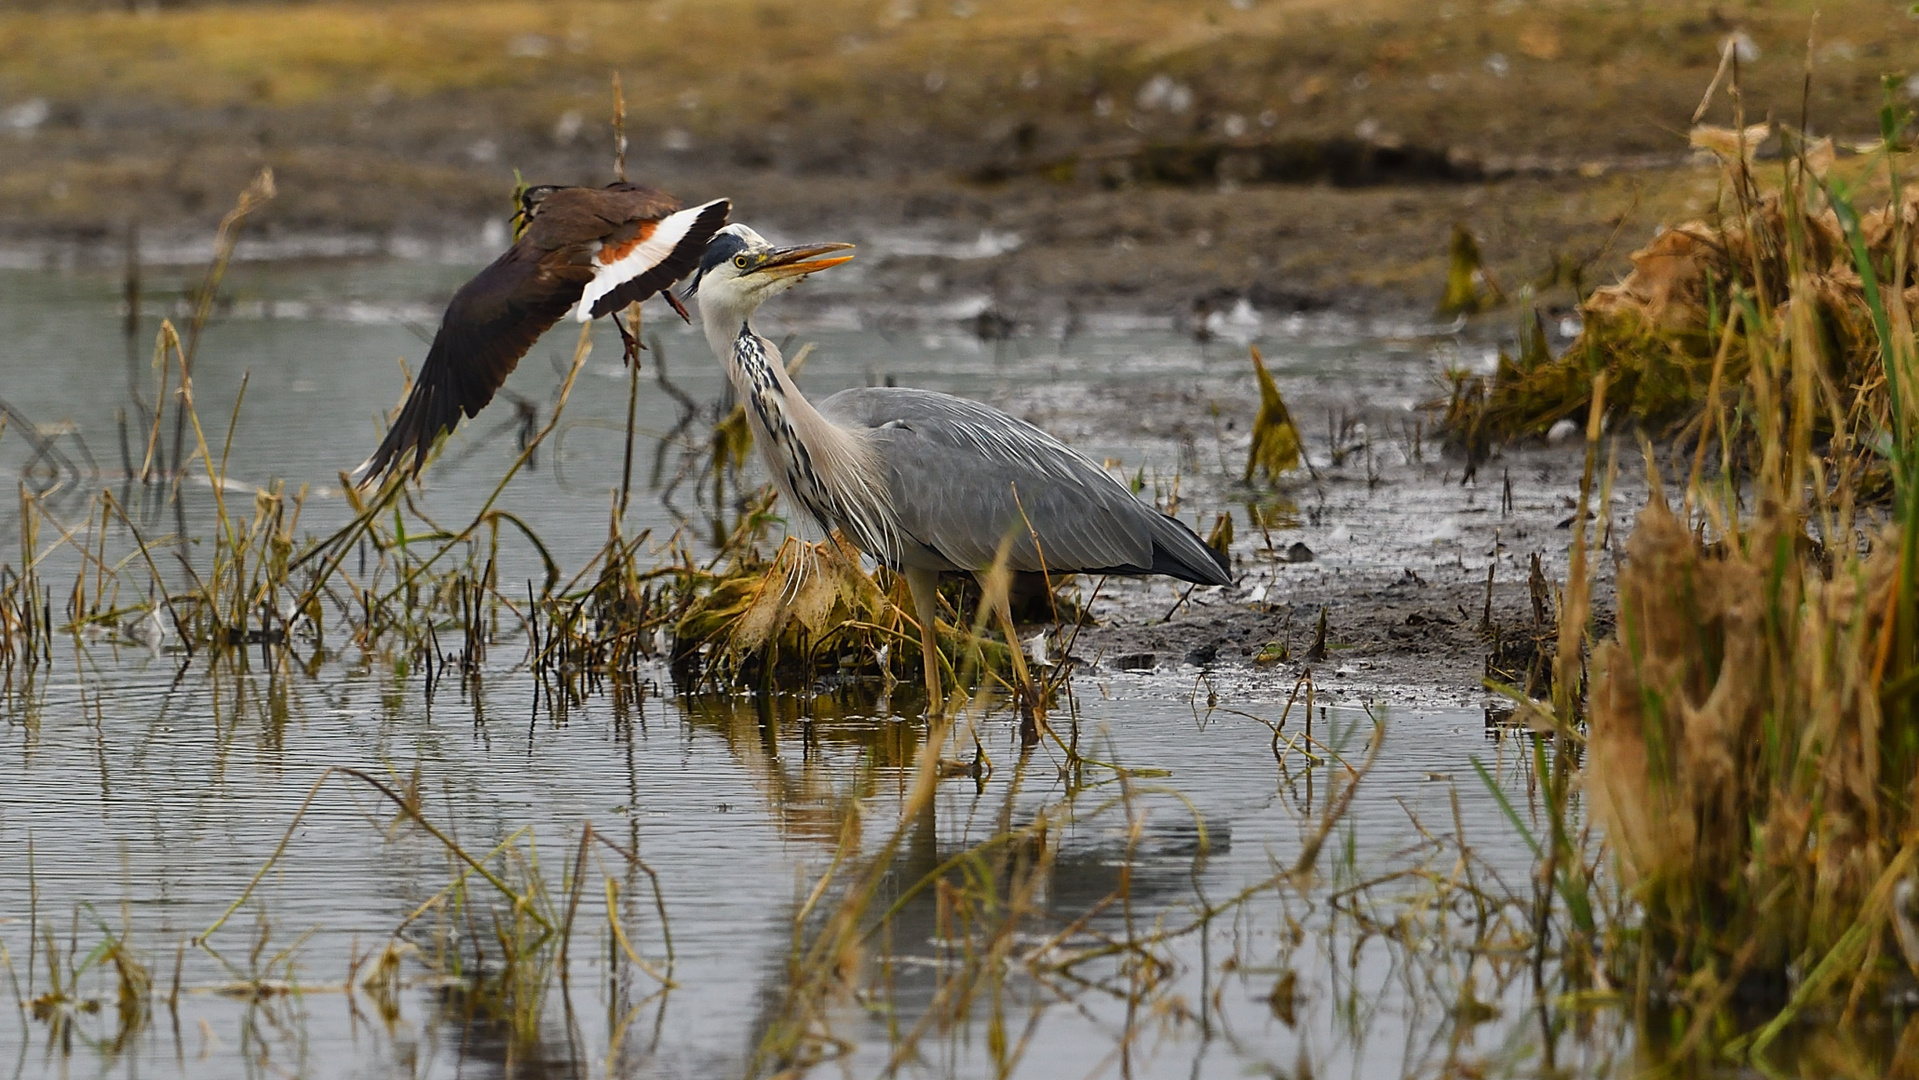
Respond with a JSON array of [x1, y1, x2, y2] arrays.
[[579, 198, 732, 319], [355, 191, 730, 485], [355, 246, 585, 486]]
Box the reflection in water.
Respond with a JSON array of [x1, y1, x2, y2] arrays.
[[680, 686, 1242, 1078], [678, 690, 925, 848]]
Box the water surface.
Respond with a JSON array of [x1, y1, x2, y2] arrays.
[[0, 257, 1563, 1080]]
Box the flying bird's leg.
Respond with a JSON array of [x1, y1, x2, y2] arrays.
[[613, 309, 643, 368], [662, 288, 693, 324]]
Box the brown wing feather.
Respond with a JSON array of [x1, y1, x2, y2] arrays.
[[356, 182, 718, 485], [522, 183, 681, 248], [358, 245, 589, 483]]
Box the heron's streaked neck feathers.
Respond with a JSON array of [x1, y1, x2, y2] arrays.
[[720, 323, 900, 562]]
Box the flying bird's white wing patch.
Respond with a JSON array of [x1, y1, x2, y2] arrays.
[[574, 198, 729, 321]]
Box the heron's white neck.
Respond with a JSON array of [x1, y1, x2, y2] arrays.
[[709, 320, 899, 561], [700, 291, 752, 363]]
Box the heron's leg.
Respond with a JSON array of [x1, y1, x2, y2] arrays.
[[984, 583, 1048, 746], [905, 566, 944, 717]]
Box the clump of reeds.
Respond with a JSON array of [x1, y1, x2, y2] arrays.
[[669, 531, 1037, 704], [674, 533, 902, 683], [1570, 85, 1919, 1052], [1589, 494, 1911, 1016], [1446, 79, 1916, 466]]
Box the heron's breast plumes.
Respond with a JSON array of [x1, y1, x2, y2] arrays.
[[730, 330, 900, 564]]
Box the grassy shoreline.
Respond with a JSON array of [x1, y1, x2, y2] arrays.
[[1, 0, 1913, 314]]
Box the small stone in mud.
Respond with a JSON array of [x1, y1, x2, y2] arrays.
[[1283, 542, 1314, 563], [1184, 643, 1218, 666], [1111, 652, 1157, 671]]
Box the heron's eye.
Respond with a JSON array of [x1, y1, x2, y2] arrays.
[[732, 254, 749, 269]]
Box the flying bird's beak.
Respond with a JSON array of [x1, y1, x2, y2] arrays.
[[754, 242, 855, 281]]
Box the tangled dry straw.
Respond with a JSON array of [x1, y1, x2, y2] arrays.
[[1588, 496, 1916, 1009], [675, 534, 902, 683]]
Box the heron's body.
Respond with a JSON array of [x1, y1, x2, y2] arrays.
[[719, 324, 1229, 587], [359, 183, 730, 484], [690, 224, 1230, 717]]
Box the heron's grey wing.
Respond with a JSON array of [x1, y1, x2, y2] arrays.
[[819, 388, 1230, 585]]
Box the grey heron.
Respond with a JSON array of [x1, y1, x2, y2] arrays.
[[686, 223, 1233, 715]]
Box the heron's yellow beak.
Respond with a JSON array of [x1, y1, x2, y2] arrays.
[[755, 242, 855, 281]]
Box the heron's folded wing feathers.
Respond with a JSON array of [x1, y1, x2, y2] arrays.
[[821, 388, 1228, 585]]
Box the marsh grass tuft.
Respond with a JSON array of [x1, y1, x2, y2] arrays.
[[1533, 83, 1919, 1058], [1446, 82, 1917, 477], [1244, 344, 1302, 483]]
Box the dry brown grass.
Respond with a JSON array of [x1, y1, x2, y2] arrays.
[[1447, 140, 1919, 458], [1563, 94, 1919, 1051], [1591, 499, 1910, 998]]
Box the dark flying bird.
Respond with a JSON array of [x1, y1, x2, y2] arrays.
[[686, 224, 1233, 715], [356, 182, 731, 484]]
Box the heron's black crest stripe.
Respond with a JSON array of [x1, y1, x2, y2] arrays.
[[684, 230, 752, 298]]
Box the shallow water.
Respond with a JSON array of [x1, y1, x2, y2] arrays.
[[0, 257, 1582, 1079], [6, 651, 1561, 1079], [0, 259, 1461, 571]]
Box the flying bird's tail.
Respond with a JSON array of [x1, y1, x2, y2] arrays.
[[353, 374, 451, 489]]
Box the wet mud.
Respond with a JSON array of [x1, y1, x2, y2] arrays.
[[965, 361, 1641, 707]]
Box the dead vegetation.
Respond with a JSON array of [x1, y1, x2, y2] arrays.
[[1466, 79, 1919, 1060], [1446, 82, 1919, 472]]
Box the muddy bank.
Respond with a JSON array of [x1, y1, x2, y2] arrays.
[[931, 340, 1639, 707], [1063, 440, 1630, 709], [4, 0, 1912, 319]]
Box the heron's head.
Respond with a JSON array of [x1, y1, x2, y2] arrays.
[[687, 224, 854, 335], [511, 184, 561, 240]]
